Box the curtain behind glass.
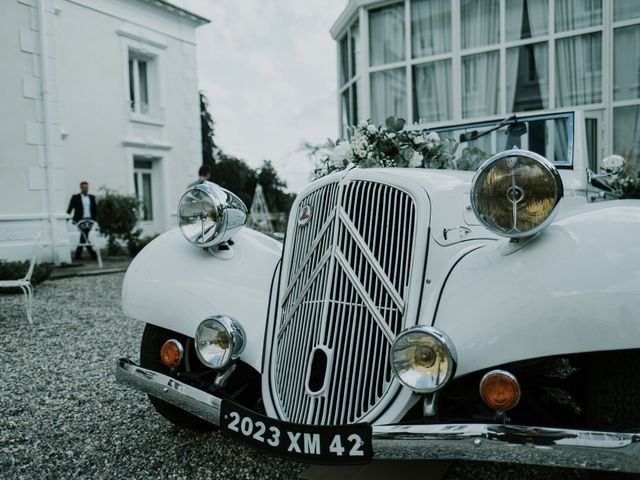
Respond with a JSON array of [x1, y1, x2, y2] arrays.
[[555, 0, 601, 32], [461, 0, 499, 49], [341, 90, 350, 138], [555, 33, 602, 106], [371, 68, 406, 125], [340, 36, 349, 85], [614, 106, 640, 163], [614, 25, 640, 101], [553, 119, 569, 163], [369, 4, 405, 66], [614, 0, 640, 21], [462, 51, 500, 117], [138, 61, 149, 113], [128, 59, 135, 111], [142, 173, 153, 221], [507, 43, 548, 112], [413, 60, 452, 122], [350, 22, 360, 77], [506, 0, 548, 41], [411, 0, 451, 58]]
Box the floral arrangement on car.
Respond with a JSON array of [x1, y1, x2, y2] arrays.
[[609, 150, 640, 199], [311, 116, 457, 179]]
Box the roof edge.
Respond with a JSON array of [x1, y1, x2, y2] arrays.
[[135, 0, 210, 25]]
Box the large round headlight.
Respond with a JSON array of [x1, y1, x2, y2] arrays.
[[195, 315, 246, 369], [390, 326, 457, 393], [178, 182, 247, 248], [471, 149, 563, 238]]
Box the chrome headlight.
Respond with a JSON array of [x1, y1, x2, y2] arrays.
[[178, 182, 247, 247], [390, 326, 457, 393], [471, 149, 563, 238], [194, 315, 246, 369]]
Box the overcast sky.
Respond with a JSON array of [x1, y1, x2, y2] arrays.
[[177, 0, 348, 193]]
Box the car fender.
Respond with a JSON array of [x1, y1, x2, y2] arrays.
[[122, 227, 282, 373], [433, 201, 640, 376]]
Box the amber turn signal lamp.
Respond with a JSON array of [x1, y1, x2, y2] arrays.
[[160, 339, 184, 368], [479, 370, 521, 412]]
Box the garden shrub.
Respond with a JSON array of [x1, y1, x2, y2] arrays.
[[128, 234, 159, 258], [96, 189, 141, 256]]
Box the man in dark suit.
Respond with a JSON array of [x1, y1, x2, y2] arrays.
[[67, 181, 98, 261]]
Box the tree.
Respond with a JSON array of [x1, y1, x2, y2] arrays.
[[200, 92, 218, 169], [211, 153, 257, 208], [256, 160, 295, 214], [198, 92, 296, 216]]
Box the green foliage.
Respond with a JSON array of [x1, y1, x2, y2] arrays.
[[128, 234, 160, 258], [455, 146, 490, 171], [613, 176, 640, 199], [211, 153, 257, 207], [0, 260, 52, 293], [256, 160, 296, 214], [200, 92, 219, 169], [96, 189, 141, 256]]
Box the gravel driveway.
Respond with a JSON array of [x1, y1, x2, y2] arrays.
[[0, 274, 591, 479]]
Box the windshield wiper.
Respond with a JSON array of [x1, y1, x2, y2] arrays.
[[459, 115, 527, 142]]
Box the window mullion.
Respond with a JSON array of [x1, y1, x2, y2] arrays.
[[361, 6, 371, 123], [499, 0, 506, 114], [451, 0, 461, 120], [603, 0, 613, 156], [405, 0, 413, 123], [549, 0, 556, 110]]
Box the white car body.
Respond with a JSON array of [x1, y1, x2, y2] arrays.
[[118, 110, 640, 473]]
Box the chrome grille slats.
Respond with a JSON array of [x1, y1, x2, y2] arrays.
[[273, 178, 418, 425]]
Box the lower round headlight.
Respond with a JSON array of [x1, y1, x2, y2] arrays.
[[195, 315, 246, 369], [390, 326, 457, 393], [471, 149, 563, 238], [178, 182, 247, 248]]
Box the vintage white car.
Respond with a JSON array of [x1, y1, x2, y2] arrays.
[[116, 110, 640, 474]]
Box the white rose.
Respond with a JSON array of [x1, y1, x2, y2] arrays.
[[408, 151, 423, 168], [329, 142, 353, 168], [427, 131, 440, 142], [367, 124, 378, 134], [357, 120, 369, 130], [412, 135, 425, 145]]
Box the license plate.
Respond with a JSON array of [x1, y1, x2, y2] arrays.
[[220, 400, 373, 464]]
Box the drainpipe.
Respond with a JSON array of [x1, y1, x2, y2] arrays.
[[37, 0, 59, 265]]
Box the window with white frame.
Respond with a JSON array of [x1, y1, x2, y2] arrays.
[[133, 158, 154, 221], [128, 51, 156, 116], [337, 0, 640, 163]]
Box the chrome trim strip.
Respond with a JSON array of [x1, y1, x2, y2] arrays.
[[334, 249, 395, 344], [116, 359, 640, 473], [338, 209, 404, 311], [116, 358, 221, 425]]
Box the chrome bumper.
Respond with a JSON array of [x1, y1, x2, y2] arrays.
[[116, 358, 640, 473]]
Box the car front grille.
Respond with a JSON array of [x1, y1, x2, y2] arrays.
[[273, 179, 418, 425]]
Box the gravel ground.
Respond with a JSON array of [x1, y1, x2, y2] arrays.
[[0, 274, 600, 479]]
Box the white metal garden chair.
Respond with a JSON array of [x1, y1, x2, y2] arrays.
[[73, 219, 103, 268], [0, 231, 42, 324]]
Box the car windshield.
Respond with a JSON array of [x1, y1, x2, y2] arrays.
[[429, 112, 574, 172]]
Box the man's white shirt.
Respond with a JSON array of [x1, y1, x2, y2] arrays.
[[81, 194, 91, 218]]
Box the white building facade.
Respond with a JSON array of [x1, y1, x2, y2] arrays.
[[331, 0, 640, 171], [0, 0, 208, 263]]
